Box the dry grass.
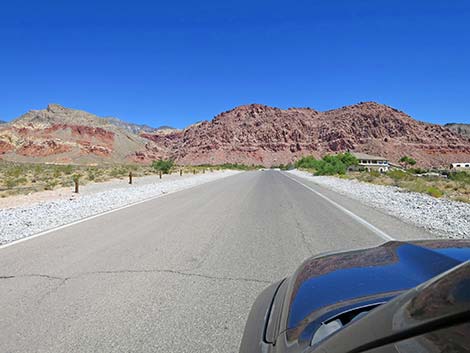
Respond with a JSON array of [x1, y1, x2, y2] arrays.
[[342, 170, 470, 203], [0, 162, 231, 198]]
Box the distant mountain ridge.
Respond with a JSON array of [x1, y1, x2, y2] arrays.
[[0, 104, 168, 164], [102, 117, 178, 135], [0, 102, 469, 167], [445, 123, 470, 139]]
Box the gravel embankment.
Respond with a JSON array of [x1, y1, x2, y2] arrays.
[[289, 170, 470, 239], [0, 171, 241, 245]]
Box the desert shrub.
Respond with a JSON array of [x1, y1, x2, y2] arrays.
[[6, 166, 23, 178], [151, 159, 174, 174], [448, 171, 470, 184], [404, 179, 428, 194], [34, 164, 44, 175], [296, 153, 358, 175], [63, 165, 74, 175], [110, 166, 128, 178], [86, 167, 97, 181], [45, 179, 59, 190], [408, 168, 427, 175], [5, 178, 18, 188], [426, 186, 443, 198], [53, 167, 62, 178], [399, 156, 417, 168], [16, 177, 27, 185], [295, 156, 317, 169], [387, 170, 414, 181]]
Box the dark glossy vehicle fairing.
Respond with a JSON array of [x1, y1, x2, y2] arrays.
[[239, 239, 470, 353], [310, 260, 470, 353], [362, 322, 470, 353]]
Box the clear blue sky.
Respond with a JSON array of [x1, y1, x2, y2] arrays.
[[1, 0, 469, 128]]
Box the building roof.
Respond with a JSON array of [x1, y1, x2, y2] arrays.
[[351, 152, 388, 161]]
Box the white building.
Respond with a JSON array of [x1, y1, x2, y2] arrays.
[[351, 152, 390, 172], [450, 162, 470, 170]]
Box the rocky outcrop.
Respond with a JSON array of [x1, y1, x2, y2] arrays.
[[17, 140, 72, 157], [445, 123, 470, 139]]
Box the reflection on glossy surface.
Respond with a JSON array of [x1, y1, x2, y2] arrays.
[[286, 240, 470, 343], [364, 323, 470, 353], [402, 260, 470, 323]]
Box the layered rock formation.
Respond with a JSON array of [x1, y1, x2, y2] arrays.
[[166, 102, 470, 167], [0, 104, 168, 164]]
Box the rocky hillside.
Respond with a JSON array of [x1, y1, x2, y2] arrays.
[[0, 104, 168, 164], [445, 123, 470, 139], [1, 102, 469, 167], [168, 102, 470, 167]]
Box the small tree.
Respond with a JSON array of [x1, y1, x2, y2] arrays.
[[151, 159, 174, 174], [399, 156, 417, 169]]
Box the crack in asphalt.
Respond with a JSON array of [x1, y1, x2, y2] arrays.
[[281, 196, 314, 256], [77, 269, 272, 284], [0, 274, 66, 281], [0, 269, 271, 286]]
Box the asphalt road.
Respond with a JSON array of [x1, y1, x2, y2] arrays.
[[0, 171, 435, 353]]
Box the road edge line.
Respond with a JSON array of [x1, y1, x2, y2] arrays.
[[0, 172, 242, 250], [282, 172, 395, 242]]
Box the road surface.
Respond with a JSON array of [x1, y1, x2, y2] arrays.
[[0, 171, 434, 353]]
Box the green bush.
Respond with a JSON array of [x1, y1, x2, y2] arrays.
[[295, 155, 317, 169], [151, 159, 174, 174], [426, 186, 443, 198], [86, 167, 97, 181], [295, 152, 358, 175], [5, 178, 18, 188], [448, 171, 470, 184], [399, 156, 417, 168]]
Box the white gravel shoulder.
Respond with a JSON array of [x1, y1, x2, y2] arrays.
[[288, 170, 470, 239], [0, 170, 241, 245]]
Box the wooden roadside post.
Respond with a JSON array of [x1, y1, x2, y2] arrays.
[[72, 174, 80, 193], [180, 169, 183, 176], [203, 169, 205, 174], [129, 171, 133, 184], [193, 169, 196, 175], [159, 171, 162, 179]]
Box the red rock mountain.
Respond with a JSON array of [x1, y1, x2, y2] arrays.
[[1, 102, 469, 167], [168, 102, 470, 167], [0, 104, 170, 164]]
